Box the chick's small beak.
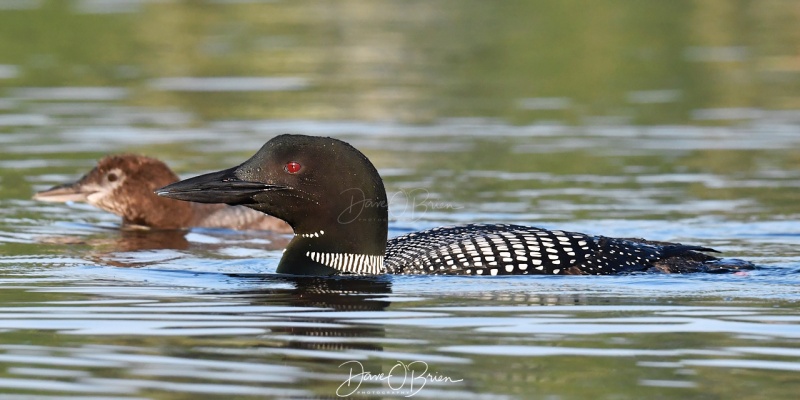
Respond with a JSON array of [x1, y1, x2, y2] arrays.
[[33, 182, 90, 203]]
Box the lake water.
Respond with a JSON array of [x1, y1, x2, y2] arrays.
[[1, 1, 800, 399]]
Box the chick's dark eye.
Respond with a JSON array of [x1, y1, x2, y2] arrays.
[[107, 173, 118, 182], [285, 161, 302, 174]]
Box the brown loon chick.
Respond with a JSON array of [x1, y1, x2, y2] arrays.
[[155, 134, 754, 276], [33, 154, 292, 232]]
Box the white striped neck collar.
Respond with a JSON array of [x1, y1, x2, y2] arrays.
[[306, 251, 384, 275]]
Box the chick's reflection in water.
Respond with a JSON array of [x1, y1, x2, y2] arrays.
[[38, 227, 291, 268]]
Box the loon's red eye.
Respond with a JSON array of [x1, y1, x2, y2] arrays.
[[285, 161, 302, 174]]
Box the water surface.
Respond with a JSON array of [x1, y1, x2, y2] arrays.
[[1, 1, 800, 399]]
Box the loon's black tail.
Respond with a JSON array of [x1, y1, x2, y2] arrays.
[[661, 244, 719, 257], [656, 244, 754, 273]]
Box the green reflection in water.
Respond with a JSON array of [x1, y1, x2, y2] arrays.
[[0, 1, 797, 123]]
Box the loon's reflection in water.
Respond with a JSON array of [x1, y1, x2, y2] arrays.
[[214, 275, 392, 354]]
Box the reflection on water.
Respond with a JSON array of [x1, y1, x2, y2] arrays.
[[1, 0, 800, 399], [0, 274, 798, 398], [0, 1, 798, 123]]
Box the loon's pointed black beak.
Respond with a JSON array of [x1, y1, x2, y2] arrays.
[[155, 166, 284, 205]]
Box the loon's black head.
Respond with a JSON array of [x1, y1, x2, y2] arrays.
[[156, 134, 389, 275]]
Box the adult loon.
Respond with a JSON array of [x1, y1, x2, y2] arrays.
[[156, 134, 753, 276], [34, 154, 292, 232]]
